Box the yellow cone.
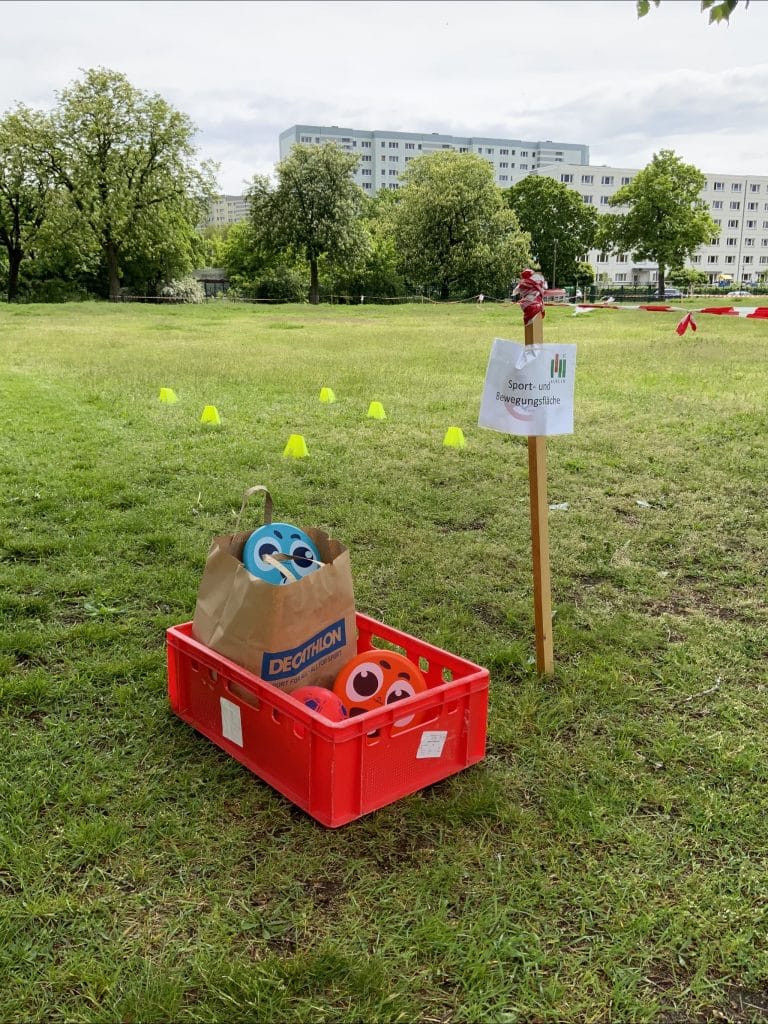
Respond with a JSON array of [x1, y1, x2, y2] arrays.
[[443, 427, 466, 449], [319, 387, 336, 404], [200, 405, 221, 425], [367, 401, 387, 420], [283, 434, 309, 458], [159, 388, 178, 404]]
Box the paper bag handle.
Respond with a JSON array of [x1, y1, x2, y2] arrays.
[[234, 485, 274, 531]]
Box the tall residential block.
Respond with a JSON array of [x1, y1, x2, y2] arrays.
[[279, 124, 589, 195], [533, 163, 768, 286]]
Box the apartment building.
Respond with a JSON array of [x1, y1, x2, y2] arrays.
[[279, 124, 589, 195], [534, 163, 768, 286], [200, 194, 251, 229]]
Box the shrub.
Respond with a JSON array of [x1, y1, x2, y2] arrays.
[[159, 276, 205, 303]]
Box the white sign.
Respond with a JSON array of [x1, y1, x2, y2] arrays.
[[220, 697, 244, 747], [416, 730, 448, 759], [478, 338, 576, 437]]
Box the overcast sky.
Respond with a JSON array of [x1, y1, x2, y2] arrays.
[[2, 0, 767, 193]]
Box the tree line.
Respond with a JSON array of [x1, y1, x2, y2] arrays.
[[1, 68, 720, 304]]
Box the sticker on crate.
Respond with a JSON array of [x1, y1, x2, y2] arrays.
[[416, 730, 448, 759], [220, 697, 244, 746], [260, 618, 347, 686]]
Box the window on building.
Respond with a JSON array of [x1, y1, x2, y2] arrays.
[[713, 219, 721, 226], [750, 183, 761, 192], [746, 219, 757, 228], [363, 182, 372, 189], [616, 254, 628, 262], [726, 237, 737, 246], [361, 169, 372, 176], [732, 182, 742, 191], [709, 237, 718, 245], [615, 273, 627, 282], [417, 144, 422, 150], [362, 155, 371, 162], [691, 255, 701, 263], [601, 175, 614, 185], [500, 162, 508, 168], [561, 173, 573, 182], [405, 142, 415, 149], [728, 219, 739, 228], [600, 195, 610, 205], [459, 146, 469, 152], [361, 141, 371, 148], [743, 255, 753, 263], [583, 195, 593, 204], [520, 163, 528, 170], [762, 237, 768, 245], [744, 237, 755, 246], [725, 255, 735, 264], [341, 137, 350, 142], [381, 155, 386, 161], [582, 174, 593, 183], [486, 148, 494, 154], [510, 162, 515, 168], [761, 256, 768, 264], [730, 201, 741, 210], [596, 253, 608, 263], [500, 148, 509, 155], [388, 169, 398, 176], [707, 255, 718, 263], [621, 176, 632, 185], [713, 181, 724, 191], [389, 141, 398, 148], [521, 150, 528, 157], [389, 155, 399, 162], [381, 141, 386, 147], [712, 200, 723, 209], [499, 175, 508, 181], [510, 150, 516, 155]]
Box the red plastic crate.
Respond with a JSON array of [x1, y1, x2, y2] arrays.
[[167, 613, 489, 828]]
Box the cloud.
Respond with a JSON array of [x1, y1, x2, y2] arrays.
[[2, 1, 768, 191]]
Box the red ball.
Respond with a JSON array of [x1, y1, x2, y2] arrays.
[[290, 685, 348, 722]]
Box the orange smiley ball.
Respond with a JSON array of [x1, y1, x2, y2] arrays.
[[332, 650, 427, 732]]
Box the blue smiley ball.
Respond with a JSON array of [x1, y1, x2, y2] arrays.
[[242, 523, 322, 585]]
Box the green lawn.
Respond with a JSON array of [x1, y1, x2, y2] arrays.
[[1, 300, 767, 1023]]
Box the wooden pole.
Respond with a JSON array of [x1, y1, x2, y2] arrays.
[[524, 313, 554, 674]]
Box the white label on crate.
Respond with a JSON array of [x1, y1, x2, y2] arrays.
[[416, 730, 448, 759], [220, 697, 243, 747]]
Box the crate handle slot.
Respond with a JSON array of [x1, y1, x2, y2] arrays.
[[228, 680, 261, 711]]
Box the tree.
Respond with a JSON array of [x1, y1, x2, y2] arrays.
[[324, 191, 406, 300], [0, 106, 54, 302], [246, 142, 368, 304], [600, 150, 718, 297], [638, 0, 748, 24], [388, 151, 530, 299], [505, 176, 598, 288], [41, 68, 216, 299], [668, 267, 708, 292]]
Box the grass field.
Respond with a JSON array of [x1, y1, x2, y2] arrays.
[[1, 300, 767, 1023]]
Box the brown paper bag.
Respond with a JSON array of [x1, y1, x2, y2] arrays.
[[192, 486, 356, 692]]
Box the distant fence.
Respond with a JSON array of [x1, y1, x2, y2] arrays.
[[106, 287, 768, 307]]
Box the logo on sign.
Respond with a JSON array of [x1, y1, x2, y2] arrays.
[[261, 619, 346, 682], [550, 353, 567, 379]]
